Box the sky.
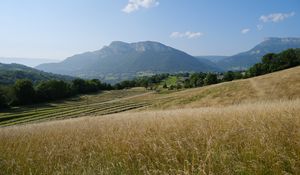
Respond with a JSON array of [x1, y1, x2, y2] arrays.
[[0, 0, 299, 61]]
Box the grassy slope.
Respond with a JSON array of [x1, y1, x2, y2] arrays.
[[0, 100, 299, 174], [1, 67, 300, 174], [148, 66, 300, 109]]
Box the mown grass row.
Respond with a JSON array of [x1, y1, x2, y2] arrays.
[[0, 102, 148, 127], [0, 102, 107, 122], [0, 89, 152, 127], [0, 100, 148, 123], [0, 88, 148, 110], [31, 103, 147, 125]]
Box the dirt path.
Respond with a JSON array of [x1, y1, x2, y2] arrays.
[[249, 78, 266, 97]]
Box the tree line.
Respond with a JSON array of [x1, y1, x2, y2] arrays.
[[0, 79, 112, 109], [246, 48, 300, 77]]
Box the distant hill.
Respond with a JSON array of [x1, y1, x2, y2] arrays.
[[217, 37, 300, 70], [195, 56, 228, 63], [0, 63, 73, 85], [36, 41, 222, 83], [194, 56, 226, 71], [0, 57, 60, 67]]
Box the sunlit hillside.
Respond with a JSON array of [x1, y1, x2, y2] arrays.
[[148, 66, 300, 109], [0, 100, 299, 174]]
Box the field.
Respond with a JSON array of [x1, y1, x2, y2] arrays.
[[0, 88, 151, 127], [0, 66, 300, 174], [0, 100, 299, 174]]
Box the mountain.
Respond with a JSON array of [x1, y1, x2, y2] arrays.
[[217, 37, 300, 70], [36, 41, 222, 83], [195, 56, 228, 63], [0, 63, 73, 85], [194, 56, 225, 71], [0, 57, 60, 67]]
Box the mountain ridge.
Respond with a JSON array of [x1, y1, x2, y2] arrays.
[[0, 63, 74, 84], [217, 37, 300, 70], [36, 41, 222, 83], [0, 57, 60, 67]]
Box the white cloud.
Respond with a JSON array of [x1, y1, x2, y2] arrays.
[[259, 12, 295, 23], [170, 32, 184, 38], [256, 24, 263, 31], [122, 0, 159, 13], [241, 28, 250, 34], [170, 31, 203, 39]]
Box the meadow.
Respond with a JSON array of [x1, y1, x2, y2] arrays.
[[0, 100, 299, 174]]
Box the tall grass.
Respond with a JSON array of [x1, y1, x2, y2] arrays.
[[0, 99, 299, 174]]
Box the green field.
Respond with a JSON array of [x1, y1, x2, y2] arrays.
[[160, 75, 186, 89]]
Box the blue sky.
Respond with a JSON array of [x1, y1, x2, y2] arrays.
[[0, 0, 299, 60]]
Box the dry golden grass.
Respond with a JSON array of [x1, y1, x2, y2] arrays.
[[1, 99, 300, 174]]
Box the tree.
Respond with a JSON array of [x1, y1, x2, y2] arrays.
[[204, 73, 218, 85], [176, 83, 182, 89], [233, 72, 243, 79], [91, 79, 102, 89], [85, 80, 99, 93], [119, 80, 136, 89], [100, 83, 113, 90], [183, 79, 191, 88], [13, 79, 35, 105], [36, 80, 71, 101], [248, 63, 266, 77], [162, 83, 167, 88], [72, 78, 87, 94], [262, 53, 276, 64], [189, 73, 205, 87], [279, 49, 298, 69], [0, 90, 8, 109], [223, 71, 235, 81], [248, 48, 300, 77]]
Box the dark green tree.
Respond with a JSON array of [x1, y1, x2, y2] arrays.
[[36, 80, 71, 101], [163, 83, 167, 88], [204, 73, 218, 85], [223, 71, 235, 81], [279, 49, 298, 69], [233, 72, 243, 79], [189, 73, 205, 87], [13, 79, 35, 105], [248, 63, 266, 77], [72, 79, 87, 94], [262, 53, 276, 64], [0, 90, 8, 109]]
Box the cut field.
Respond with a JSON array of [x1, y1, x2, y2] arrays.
[[0, 88, 151, 127]]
